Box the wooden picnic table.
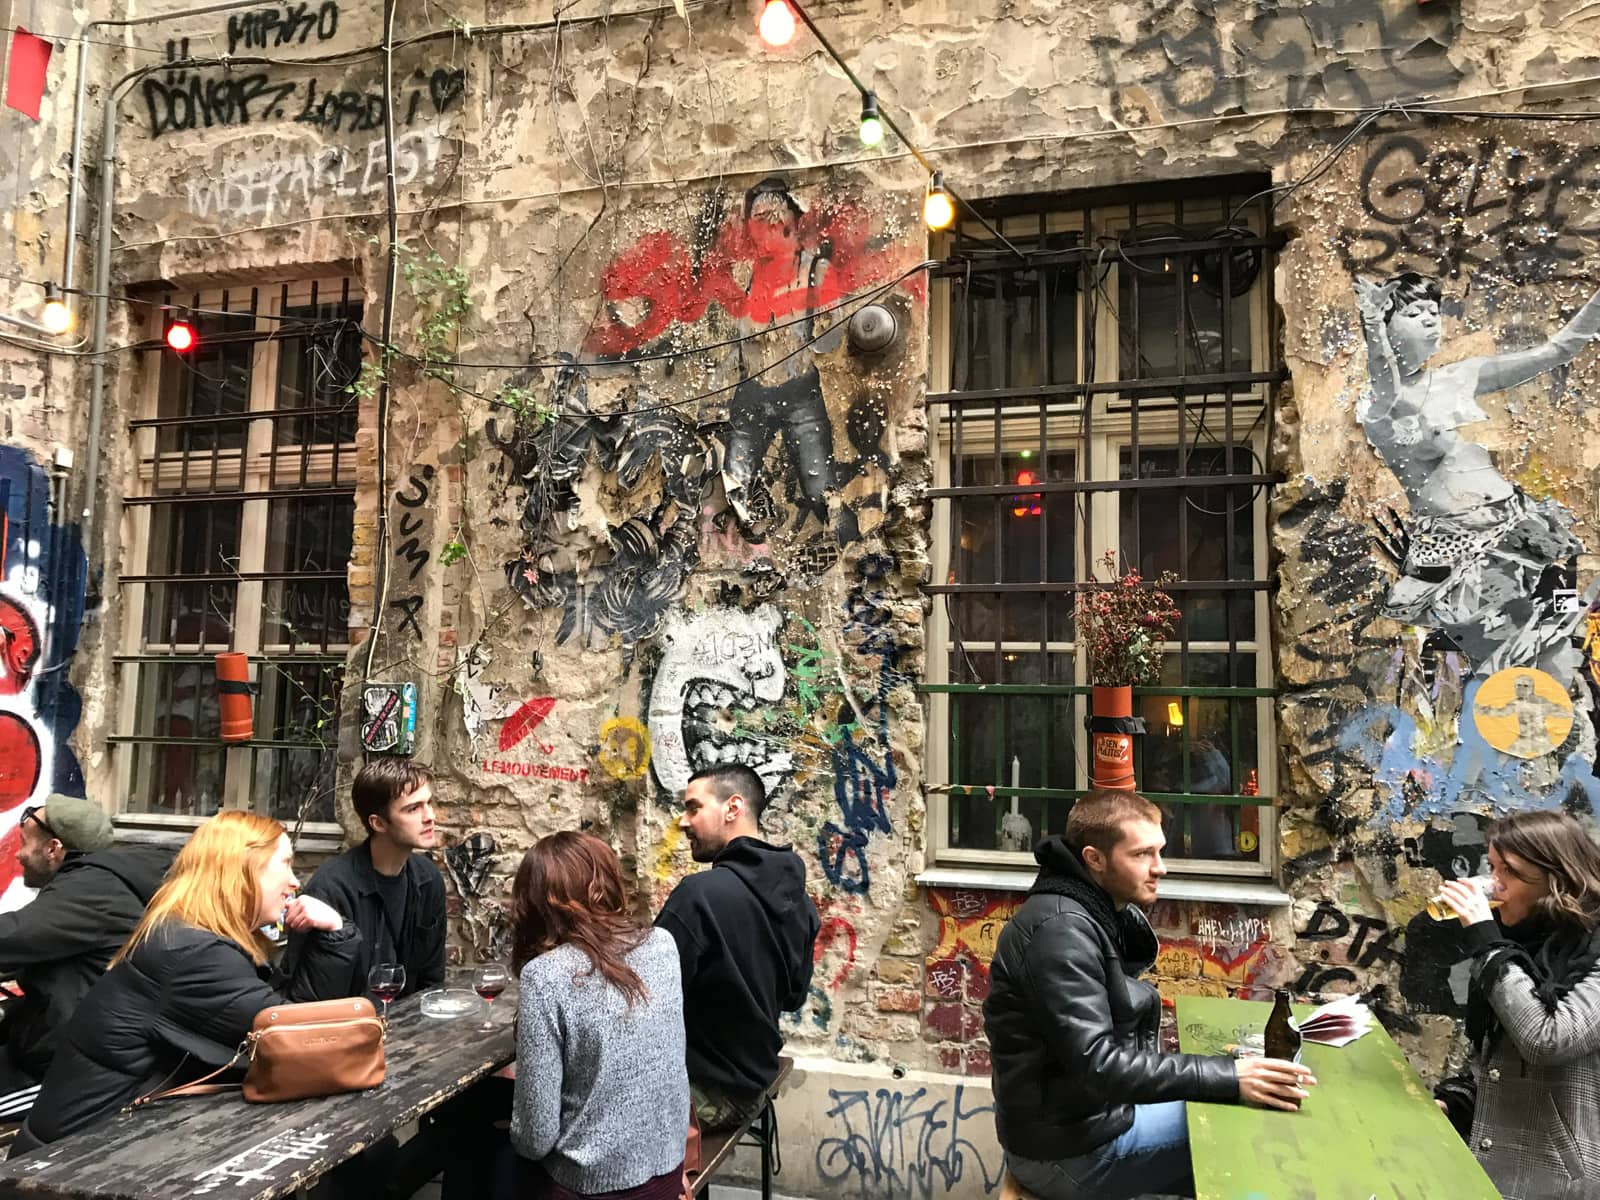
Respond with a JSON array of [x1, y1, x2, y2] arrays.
[[1177, 995, 1500, 1200], [0, 989, 516, 1200]]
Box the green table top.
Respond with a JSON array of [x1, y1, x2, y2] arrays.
[[1176, 995, 1500, 1200]]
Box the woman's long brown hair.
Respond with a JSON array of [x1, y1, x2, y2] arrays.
[[510, 831, 650, 1007], [1489, 810, 1600, 930]]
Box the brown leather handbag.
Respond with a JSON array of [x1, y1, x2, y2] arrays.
[[134, 997, 386, 1108]]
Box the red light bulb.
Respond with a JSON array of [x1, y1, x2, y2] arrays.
[[165, 321, 195, 352], [1015, 469, 1036, 487], [758, 0, 796, 46]]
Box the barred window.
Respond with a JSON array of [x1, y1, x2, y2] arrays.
[[113, 279, 360, 828], [925, 186, 1279, 875]]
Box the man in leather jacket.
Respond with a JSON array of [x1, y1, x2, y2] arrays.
[[983, 790, 1314, 1199]]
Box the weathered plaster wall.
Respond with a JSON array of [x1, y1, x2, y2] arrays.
[[77, 0, 1600, 1195]]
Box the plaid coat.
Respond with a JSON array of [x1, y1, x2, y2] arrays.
[[1468, 939, 1600, 1199]]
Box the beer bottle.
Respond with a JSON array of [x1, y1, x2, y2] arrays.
[[1264, 989, 1302, 1062]]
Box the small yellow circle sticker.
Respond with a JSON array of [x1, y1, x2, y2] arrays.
[[1237, 830, 1259, 854]]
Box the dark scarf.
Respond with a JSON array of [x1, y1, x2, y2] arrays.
[[1028, 836, 1159, 970], [1466, 916, 1600, 1057]]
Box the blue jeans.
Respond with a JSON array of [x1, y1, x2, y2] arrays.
[[1007, 1102, 1194, 1200]]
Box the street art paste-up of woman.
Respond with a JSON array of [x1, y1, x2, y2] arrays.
[[1353, 273, 1600, 680]]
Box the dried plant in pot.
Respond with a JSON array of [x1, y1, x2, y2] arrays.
[[1075, 551, 1182, 789]]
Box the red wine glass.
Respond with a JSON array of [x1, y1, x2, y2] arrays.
[[368, 963, 406, 1021], [474, 964, 510, 1030]]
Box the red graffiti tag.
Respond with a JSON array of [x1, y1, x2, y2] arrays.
[[499, 696, 556, 754], [582, 200, 925, 356]]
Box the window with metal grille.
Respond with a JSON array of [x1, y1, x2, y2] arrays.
[[924, 185, 1280, 874], [113, 278, 360, 829]]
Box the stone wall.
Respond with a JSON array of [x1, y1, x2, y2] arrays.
[[38, 0, 1600, 1195]]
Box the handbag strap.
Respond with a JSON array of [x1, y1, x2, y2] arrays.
[[131, 1044, 247, 1109]]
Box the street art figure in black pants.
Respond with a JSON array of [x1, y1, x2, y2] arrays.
[[722, 178, 845, 543], [1354, 273, 1600, 679]]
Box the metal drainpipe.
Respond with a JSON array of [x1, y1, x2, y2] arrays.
[[80, 71, 124, 591]]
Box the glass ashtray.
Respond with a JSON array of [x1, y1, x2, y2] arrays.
[[419, 988, 485, 1019]]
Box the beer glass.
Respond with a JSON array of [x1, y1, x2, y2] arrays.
[[1426, 875, 1503, 921]]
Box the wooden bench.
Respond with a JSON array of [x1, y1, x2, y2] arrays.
[[687, 1056, 793, 1199]]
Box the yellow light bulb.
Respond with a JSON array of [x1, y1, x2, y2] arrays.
[[923, 188, 955, 231], [41, 299, 71, 334], [1167, 701, 1184, 727]]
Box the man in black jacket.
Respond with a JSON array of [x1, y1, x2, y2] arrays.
[[658, 763, 819, 1130], [984, 789, 1315, 1199], [0, 796, 174, 1110], [287, 760, 445, 1003]]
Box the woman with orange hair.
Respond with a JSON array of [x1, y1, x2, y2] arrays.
[[13, 811, 361, 1153]]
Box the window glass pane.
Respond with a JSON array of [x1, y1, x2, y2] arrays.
[[255, 745, 337, 824], [133, 660, 222, 742], [276, 300, 362, 447], [949, 231, 1079, 392], [261, 496, 354, 648], [156, 310, 255, 455], [1117, 237, 1256, 381], [127, 741, 226, 818], [1119, 444, 1257, 586], [141, 501, 242, 646], [946, 653, 1076, 851]]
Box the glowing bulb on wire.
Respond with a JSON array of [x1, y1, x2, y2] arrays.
[[40, 285, 71, 335], [923, 172, 955, 231], [859, 93, 884, 147], [758, 0, 795, 46], [165, 319, 196, 353]]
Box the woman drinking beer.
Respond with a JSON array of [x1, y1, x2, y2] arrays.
[[1433, 809, 1600, 1199]]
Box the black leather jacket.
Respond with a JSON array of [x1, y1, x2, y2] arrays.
[[983, 837, 1238, 1160]]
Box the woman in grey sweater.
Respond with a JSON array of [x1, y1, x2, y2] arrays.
[[499, 831, 689, 1200], [1435, 810, 1600, 1199]]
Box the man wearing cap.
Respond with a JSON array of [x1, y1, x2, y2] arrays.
[[0, 796, 175, 1115]]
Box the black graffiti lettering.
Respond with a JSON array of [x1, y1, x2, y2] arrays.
[[1293, 964, 1359, 995], [226, 1, 340, 55], [1356, 925, 1406, 970], [142, 71, 298, 138], [1343, 135, 1600, 284], [392, 468, 432, 581], [292, 79, 386, 133], [395, 466, 433, 507], [1098, 0, 1459, 122], [1297, 900, 1350, 942], [390, 594, 424, 639]]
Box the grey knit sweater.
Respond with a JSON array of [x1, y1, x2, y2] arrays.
[[511, 926, 689, 1193]]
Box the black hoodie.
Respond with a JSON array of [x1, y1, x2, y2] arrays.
[[0, 842, 176, 1081], [656, 836, 819, 1099]]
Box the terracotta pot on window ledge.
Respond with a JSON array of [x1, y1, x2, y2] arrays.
[[1089, 683, 1139, 791]]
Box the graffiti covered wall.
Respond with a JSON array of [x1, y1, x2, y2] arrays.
[[1274, 118, 1600, 1056], [81, 0, 1600, 1195]]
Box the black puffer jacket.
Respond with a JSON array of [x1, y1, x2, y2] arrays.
[[13, 919, 360, 1154], [984, 837, 1238, 1161], [0, 843, 175, 1081]]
